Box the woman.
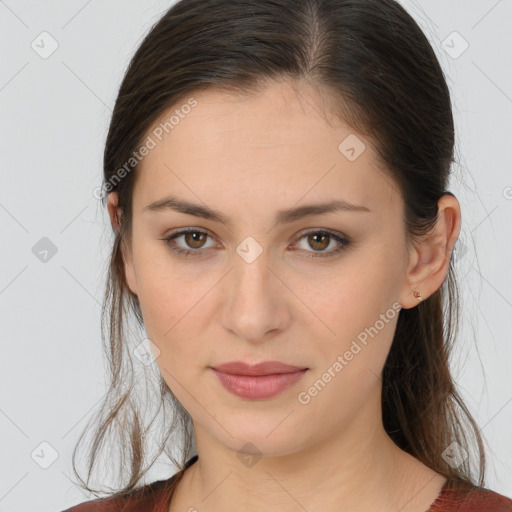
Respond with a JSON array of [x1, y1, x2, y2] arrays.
[[63, 0, 512, 511]]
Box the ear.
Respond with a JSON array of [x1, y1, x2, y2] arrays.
[[399, 194, 461, 309], [107, 192, 139, 297]]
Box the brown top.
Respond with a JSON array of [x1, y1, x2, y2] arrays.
[[427, 479, 512, 512], [62, 456, 512, 512]]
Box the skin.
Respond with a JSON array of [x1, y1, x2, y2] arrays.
[[107, 78, 461, 512]]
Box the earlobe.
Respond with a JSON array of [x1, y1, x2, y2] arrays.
[[399, 194, 461, 309], [107, 192, 122, 233], [399, 242, 436, 309], [107, 192, 139, 297]]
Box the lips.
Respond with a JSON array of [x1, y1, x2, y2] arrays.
[[209, 361, 309, 399], [211, 361, 307, 376]]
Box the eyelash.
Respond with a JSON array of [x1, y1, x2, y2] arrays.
[[161, 228, 351, 259]]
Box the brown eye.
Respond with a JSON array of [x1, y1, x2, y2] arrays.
[[162, 228, 216, 256], [183, 231, 208, 249], [306, 233, 330, 251], [293, 230, 351, 259], [163, 228, 351, 259]]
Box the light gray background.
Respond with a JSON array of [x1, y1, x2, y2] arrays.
[[0, 1, 511, 511]]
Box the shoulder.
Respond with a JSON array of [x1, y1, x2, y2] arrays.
[[433, 485, 512, 511], [61, 455, 198, 512], [60, 477, 175, 512], [462, 487, 512, 511]]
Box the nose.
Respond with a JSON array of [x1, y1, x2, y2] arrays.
[[220, 245, 291, 344]]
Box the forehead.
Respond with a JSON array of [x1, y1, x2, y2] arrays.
[[133, 80, 401, 220]]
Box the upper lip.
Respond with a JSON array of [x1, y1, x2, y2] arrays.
[[211, 361, 307, 376]]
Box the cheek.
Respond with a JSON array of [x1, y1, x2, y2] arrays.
[[298, 247, 403, 374], [302, 257, 396, 333], [132, 237, 198, 326], [137, 271, 205, 392], [132, 249, 218, 375]]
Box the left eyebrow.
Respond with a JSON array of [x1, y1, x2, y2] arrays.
[[142, 194, 371, 228]]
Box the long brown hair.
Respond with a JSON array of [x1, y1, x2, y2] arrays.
[[72, 0, 486, 499]]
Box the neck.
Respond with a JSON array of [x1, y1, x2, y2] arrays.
[[172, 388, 445, 512]]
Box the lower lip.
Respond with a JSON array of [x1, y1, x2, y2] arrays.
[[211, 368, 308, 399]]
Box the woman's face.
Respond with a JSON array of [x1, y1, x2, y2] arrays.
[[115, 79, 418, 458]]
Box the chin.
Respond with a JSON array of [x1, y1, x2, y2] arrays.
[[213, 419, 306, 458]]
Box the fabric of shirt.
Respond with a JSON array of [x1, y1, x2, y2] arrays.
[[61, 455, 512, 512]]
